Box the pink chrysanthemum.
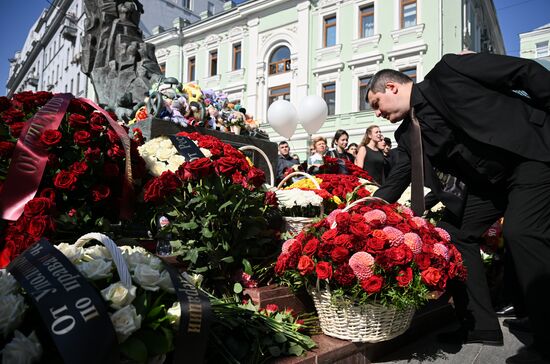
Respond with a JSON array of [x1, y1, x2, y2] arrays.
[[401, 206, 414, 218], [363, 209, 386, 225], [382, 226, 404, 247], [434, 227, 451, 243], [349, 252, 375, 280], [403, 232, 423, 254], [281, 239, 297, 254], [411, 216, 427, 229], [433, 243, 450, 261], [326, 209, 344, 227]]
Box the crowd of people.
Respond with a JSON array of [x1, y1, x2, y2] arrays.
[[276, 127, 395, 185]]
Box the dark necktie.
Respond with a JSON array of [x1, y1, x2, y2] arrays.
[[410, 108, 425, 216]]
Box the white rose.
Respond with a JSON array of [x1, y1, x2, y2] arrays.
[[76, 259, 113, 280], [133, 264, 161, 291], [159, 138, 174, 149], [83, 245, 112, 261], [110, 305, 142, 343], [1, 330, 42, 364], [150, 162, 168, 176], [166, 301, 181, 327], [167, 154, 186, 169], [121, 246, 152, 271], [0, 294, 27, 338], [101, 282, 137, 309], [157, 270, 175, 293], [143, 139, 161, 155], [188, 274, 204, 287], [155, 147, 176, 162], [55, 243, 84, 263], [147, 256, 163, 271], [0, 269, 18, 295], [199, 148, 212, 158]]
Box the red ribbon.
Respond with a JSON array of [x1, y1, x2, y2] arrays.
[[0, 94, 73, 221], [79, 98, 134, 219]]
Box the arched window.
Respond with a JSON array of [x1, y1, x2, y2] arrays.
[[268, 46, 291, 75]]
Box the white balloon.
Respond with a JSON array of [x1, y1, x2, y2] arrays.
[[298, 95, 328, 134], [267, 100, 298, 139]]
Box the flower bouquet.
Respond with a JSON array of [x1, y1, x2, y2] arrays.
[[275, 197, 466, 342], [0, 233, 315, 363], [137, 132, 282, 296], [0, 92, 146, 268]]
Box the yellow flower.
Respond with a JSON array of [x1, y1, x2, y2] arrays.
[[287, 177, 323, 190], [332, 196, 342, 204]]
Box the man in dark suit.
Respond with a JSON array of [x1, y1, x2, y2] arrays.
[[368, 53, 550, 364]]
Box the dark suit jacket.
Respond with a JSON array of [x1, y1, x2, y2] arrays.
[[374, 53, 550, 217]]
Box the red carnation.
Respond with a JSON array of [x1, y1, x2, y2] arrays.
[[316, 262, 333, 280], [40, 129, 62, 146]]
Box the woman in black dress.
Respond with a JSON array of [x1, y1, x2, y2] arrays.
[[355, 125, 385, 184]]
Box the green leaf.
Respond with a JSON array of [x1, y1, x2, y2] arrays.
[[133, 293, 148, 315], [288, 343, 305, 356], [119, 337, 148, 363], [181, 221, 199, 230], [242, 258, 253, 275], [273, 332, 287, 344], [233, 282, 243, 294], [220, 256, 234, 263], [147, 304, 165, 320], [201, 227, 213, 238], [218, 200, 233, 211]]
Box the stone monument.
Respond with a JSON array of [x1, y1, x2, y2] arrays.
[[82, 0, 163, 120]]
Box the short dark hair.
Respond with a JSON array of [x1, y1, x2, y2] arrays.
[[367, 69, 413, 94], [278, 141, 289, 147], [384, 137, 392, 147]]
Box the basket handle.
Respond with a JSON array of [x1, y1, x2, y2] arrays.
[[74, 232, 132, 288], [238, 145, 274, 186], [277, 171, 321, 189]]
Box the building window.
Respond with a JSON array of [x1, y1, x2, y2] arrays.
[[76, 72, 80, 94], [233, 43, 241, 70], [360, 4, 374, 38], [159, 62, 166, 75], [67, 48, 70, 68], [323, 82, 336, 115], [183, 0, 191, 8], [188, 57, 195, 81], [209, 50, 218, 76], [323, 15, 337, 47], [65, 85, 68, 93], [268, 46, 291, 75], [70, 78, 74, 94], [402, 67, 417, 83], [268, 84, 291, 106], [359, 76, 372, 111], [56, 64, 59, 79], [207, 2, 214, 16], [401, 0, 417, 28], [536, 41, 549, 57]]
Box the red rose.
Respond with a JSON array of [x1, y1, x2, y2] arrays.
[[106, 129, 120, 144], [85, 147, 101, 162], [70, 161, 89, 175], [316, 262, 333, 280], [302, 238, 320, 256], [9, 122, 25, 137], [74, 130, 91, 146], [91, 185, 111, 202], [177, 157, 214, 181], [247, 167, 265, 187], [396, 267, 413, 287], [334, 234, 353, 249], [68, 113, 89, 128], [68, 99, 93, 115], [335, 212, 351, 232], [330, 246, 349, 263], [23, 197, 51, 217], [158, 171, 180, 194], [415, 253, 432, 270], [39, 188, 56, 202], [0, 141, 15, 158], [421, 267, 442, 287], [365, 237, 386, 252], [90, 112, 107, 125], [361, 275, 384, 294], [386, 211, 403, 225], [103, 162, 120, 178], [321, 229, 338, 244], [333, 263, 355, 286], [27, 215, 51, 238], [231, 171, 246, 186], [2, 109, 25, 124], [143, 178, 163, 203], [214, 156, 240, 175], [297, 255, 315, 275], [40, 129, 62, 146], [350, 222, 370, 237], [107, 144, 125, 159], [274, 253, 290, 275], [53, 170, 78, 190], [264, 191, 278, 207], [265, 303, 279, 313]]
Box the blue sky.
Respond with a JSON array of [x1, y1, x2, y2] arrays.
[[1, 0, 549, 96]]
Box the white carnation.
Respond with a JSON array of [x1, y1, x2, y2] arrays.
[[1, 330, 42, 364], [110, 305, 142, 343]]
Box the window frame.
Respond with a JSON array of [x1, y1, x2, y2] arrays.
[[188, 56, 196, 82], [536, 41, 549, 57], [359, 76, 372, 111], [232, 43, 242, 70], [268, 84, 291, 106], [401, 67, 417, 83], [209, 50, 218, 77], [322, 82, 336, 116], [400, 0, 417, 29], [359, 4, 374, 38], [323, 15, 337, 48], [268, 46, 291, 75]]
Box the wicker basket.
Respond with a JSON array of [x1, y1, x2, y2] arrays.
[[309, 287, 415, 343], [277, 171, 324, 235]]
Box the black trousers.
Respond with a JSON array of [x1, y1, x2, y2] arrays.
[[438, 160, 550, 349]]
